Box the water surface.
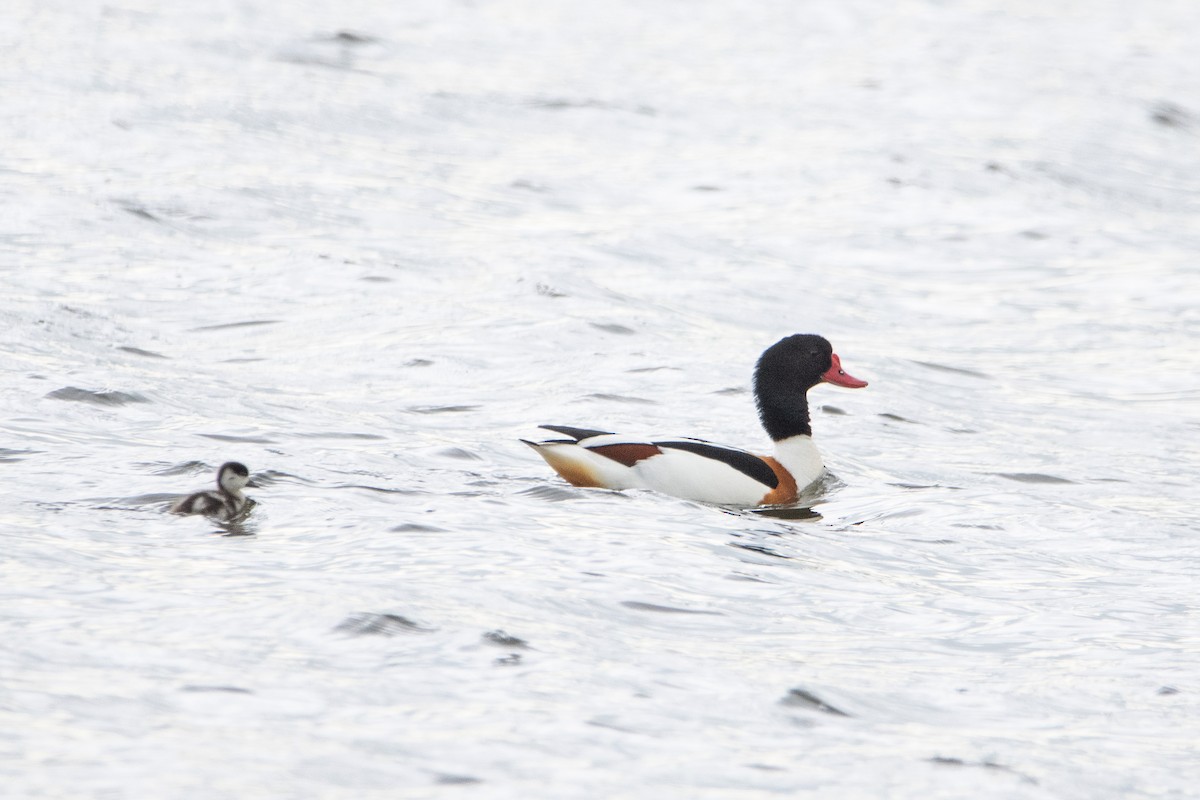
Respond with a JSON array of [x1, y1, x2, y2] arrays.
[[3, 0, 1199, 797]]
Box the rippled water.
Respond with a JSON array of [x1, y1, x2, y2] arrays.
[[4, 0, 1199, 797]]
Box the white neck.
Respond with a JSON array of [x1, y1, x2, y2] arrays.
[[772, 435, 824, 490]]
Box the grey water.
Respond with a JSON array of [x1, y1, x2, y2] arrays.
[[3, 0, 1199, 797]]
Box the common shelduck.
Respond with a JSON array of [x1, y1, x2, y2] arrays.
[[524, 334, 868, 506], [170, 462, 255, 520]]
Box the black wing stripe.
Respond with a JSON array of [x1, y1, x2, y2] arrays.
[[654, 440, 779, 489], [539, 425, 615, 441]]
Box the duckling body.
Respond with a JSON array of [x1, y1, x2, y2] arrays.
[[171, 462, 254, 521]]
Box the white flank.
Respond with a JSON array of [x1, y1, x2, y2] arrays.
[[631, 447, 771, 506]]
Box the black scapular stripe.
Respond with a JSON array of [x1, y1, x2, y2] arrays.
[[539, 425, 615, 441], [654, 440, 779, 489]]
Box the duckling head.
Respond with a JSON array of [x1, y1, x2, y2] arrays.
[[217, 462, 251, 496]]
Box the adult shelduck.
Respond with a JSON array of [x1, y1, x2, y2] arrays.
[[524, 334, 868, 506], [170, 461, 255, 521]]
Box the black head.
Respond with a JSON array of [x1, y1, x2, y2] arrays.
[[756, 335, 837, 390], [753, 334, 867, 440]]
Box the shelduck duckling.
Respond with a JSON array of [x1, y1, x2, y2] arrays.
[[524, 334, 868, 506], [170, 462, 255, 521]]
